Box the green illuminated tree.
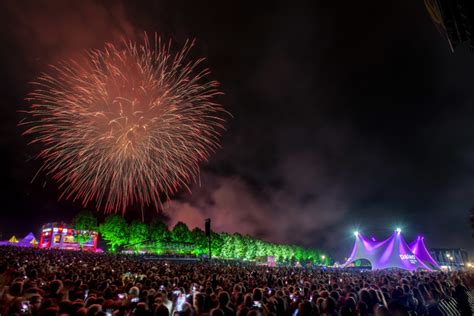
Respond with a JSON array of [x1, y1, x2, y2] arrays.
[[191, 227, 207, 255], [263, 241, 273, 257], [169, 222, 193, 254], [255, 239, 266, 257], [304, 248, 311, 262], [283, 245, 294, 262], [243, 235, 257, 260], [220, 233, 235, 258], [99, 215, 128, 252], [128, 220, 149, 251], [294, 246, 304, 262], [232, 233, 246, 259], [92, 212, 329, 262], [273, 244, 285, 262], [149, 220, 169, 252], [170, 222, 192, 243], [72, 210, 98, 249], [211, 232, 223, 257], [150, 220, 169, 241], [265, 242, 274, 259]]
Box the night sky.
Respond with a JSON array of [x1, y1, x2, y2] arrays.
[[0, 0, 473, 260]]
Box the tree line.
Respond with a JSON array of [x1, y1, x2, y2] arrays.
[[72, 210, 330, 265]]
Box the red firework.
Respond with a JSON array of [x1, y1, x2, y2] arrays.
[[21, 35, 227, 214]]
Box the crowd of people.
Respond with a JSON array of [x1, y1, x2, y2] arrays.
[[0, 246, 472, 316]]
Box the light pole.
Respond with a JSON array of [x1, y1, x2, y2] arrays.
[[205, 218, 211, 260]]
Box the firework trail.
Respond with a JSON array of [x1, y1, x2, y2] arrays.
[[21, 35, 227, 214]]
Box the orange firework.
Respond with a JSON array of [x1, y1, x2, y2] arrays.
[[21, 35, 226, 214]]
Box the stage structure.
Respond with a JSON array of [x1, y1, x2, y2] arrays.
[[38, 222, 98, 252], [343, 229, 439, 271]]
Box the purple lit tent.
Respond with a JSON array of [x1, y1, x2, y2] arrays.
[[409, 235, 440, 270], [18, 233, 38, 247], [343, 230, 437, 271], [0, 235, 19, 246], [0, 233, 37, 247]]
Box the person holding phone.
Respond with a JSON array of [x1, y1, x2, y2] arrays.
[[20, 300, 30, 314]]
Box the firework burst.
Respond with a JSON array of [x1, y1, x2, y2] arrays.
[[21, 35, 227, 214]]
